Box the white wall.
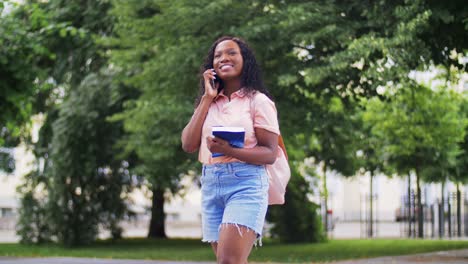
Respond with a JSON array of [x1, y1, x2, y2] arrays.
[[329, 172, 405, 222], [0, 144, 34, 210]]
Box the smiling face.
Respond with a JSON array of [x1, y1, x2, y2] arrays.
[[213, 40, 244, 81]]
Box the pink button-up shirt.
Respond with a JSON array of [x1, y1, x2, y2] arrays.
[[197, 88, 280, 164]]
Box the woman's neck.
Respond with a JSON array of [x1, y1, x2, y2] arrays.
[[223, 78, 242, 99]]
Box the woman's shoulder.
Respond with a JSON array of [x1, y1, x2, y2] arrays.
[[250, 91, 274, 104]]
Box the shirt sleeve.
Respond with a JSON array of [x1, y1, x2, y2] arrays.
[[253, 93, 280, 135]]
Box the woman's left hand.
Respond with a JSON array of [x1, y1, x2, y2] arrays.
[[206, 136, 230, 156]]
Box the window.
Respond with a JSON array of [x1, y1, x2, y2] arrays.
[[0, 208, 14, 218], [166, 213, 180, 221]]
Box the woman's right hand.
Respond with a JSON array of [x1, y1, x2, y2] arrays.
[[203, 68, 219, 99], [182, 69, 218, 153]]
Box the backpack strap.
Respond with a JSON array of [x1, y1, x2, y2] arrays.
[[278, 135, 288, 161], [250, 92, 288, 161]]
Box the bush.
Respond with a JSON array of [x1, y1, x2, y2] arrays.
[[267, 165, 326, 243]]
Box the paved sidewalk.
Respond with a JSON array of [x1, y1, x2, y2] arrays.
[[0, 258, 213, 264], [333, 248, 468, 264], [1, 249, 468, 264]]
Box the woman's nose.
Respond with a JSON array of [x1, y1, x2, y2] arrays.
[[219, 53, 229, 62]]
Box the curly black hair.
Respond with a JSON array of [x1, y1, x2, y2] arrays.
[[195, 36, 271, 107]]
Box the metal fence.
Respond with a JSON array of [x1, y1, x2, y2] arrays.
[[396, 190, 467, 238], [360, 193, 379, 238], [333, 190, 468, 239]]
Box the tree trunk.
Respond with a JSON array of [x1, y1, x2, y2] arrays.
[[440, 180, 445, 238], [407, 174, 412, 237], [457, 183, 461, 237], [368, 172, 373, 237], [147, 186, 167, 238], [416, 170, 423, 238], [322, 163, 328, 233]]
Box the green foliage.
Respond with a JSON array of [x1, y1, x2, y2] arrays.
[[41, 0, 113, 87], [108, 0, 212, 238], [363, 84, 466, 179], [267, 164, 325, 243], [0, 2, 53, 146], [15, 171, 53, 244], [48, 72, 131, 246], [450, 95, 468, 183], [7, 0, 467, 245], [108, 0, 467, 242], [16, 193, 50, 244], [363, 83, 466, 238], [353, 109, 387, 176], [13, 0, 133, 246]]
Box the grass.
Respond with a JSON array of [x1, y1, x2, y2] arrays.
[[1, 238, 468, 263]]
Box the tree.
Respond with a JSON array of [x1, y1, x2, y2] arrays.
[[451, 95, 468, 237], [47, 71, 133, 246], [13, 0, 137, 246], [1, 0, 59, 244], [311, 0, 467, 238], [9, 0, 467, 243], [354, 107, 390, 237], [240, 0, 467, 237], [107, 0, 197, 237], [294, 96, 360, 233], [108, 0, 328, 239], [0, 1, 54, 174], [363, 84, 466, 238], [108, 0, 467, 241]]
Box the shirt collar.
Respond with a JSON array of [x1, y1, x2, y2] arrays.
[[215, 88, 247, 101]]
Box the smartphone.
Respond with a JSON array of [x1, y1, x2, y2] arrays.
[[211, 69, 219, 88]]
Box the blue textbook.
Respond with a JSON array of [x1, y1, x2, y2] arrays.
[[211, 126, 245, 157]]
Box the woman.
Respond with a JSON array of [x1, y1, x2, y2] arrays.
[[181, 36, 279, 264]]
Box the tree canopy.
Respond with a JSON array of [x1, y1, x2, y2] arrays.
[[3, 0, 467, 245]]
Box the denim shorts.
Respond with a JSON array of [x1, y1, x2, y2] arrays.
[[200, 162, 269, 243]]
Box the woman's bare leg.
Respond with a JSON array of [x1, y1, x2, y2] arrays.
[[211, 242, 218, 257], [215, 224, 256, 264]]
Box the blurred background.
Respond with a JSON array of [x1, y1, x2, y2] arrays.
[[0, 0, 467, 247]]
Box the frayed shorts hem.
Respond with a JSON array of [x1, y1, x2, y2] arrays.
[[201, 222, 263, 247]]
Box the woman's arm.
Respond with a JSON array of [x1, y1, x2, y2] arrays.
[[181, 95, 213, 153], [206, 127, 278, 165], [181, 69, 218, 153]]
